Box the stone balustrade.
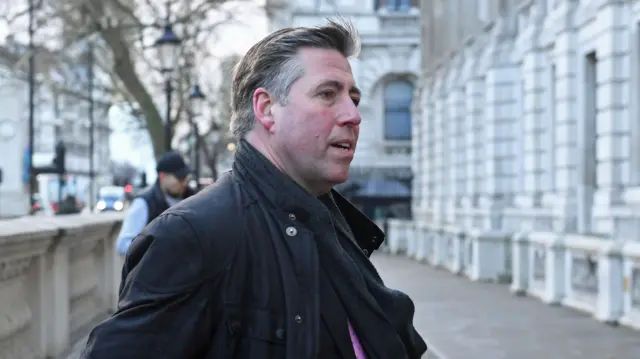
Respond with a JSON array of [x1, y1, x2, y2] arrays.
[[620, 241, 640, 330], [385, 221, 640, 331], [385, 219, 412, 254], [0, 213, 125, 359]]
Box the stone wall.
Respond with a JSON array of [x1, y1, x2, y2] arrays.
[[408, 0, 640, 332], [416, 0, 640, 237], [0, 213, 125, 359]]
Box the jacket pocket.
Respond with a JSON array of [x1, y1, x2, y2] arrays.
[[227, 306, 287, 359]]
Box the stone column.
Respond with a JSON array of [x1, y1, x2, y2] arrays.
[[478, 20, 518, 231], [432, 68, 448, 224], [422, 80, 436, 221], [411, 82, 423, 219], [582, 2, 631, 235], [541, 1, 579, 232], [513, 3, 549, 230], [446, 54, 466, 226], [461, 39, 486, 230]]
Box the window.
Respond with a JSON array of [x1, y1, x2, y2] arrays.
[[578, 51, 598, 233], [383, 80, 413, 140], [377, 0, 414, 12]]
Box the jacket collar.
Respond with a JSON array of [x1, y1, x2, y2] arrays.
[[233, 140, 384, 251]]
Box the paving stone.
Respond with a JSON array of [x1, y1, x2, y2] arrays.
[[371, 253, 640, 359]]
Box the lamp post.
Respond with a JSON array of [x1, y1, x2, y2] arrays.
[[27, 0, 35, 210], [188, 83, 205, 186], [154, 2, 181, 152], [87, 40, 95, 210]]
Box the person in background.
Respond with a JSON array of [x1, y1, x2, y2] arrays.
[[57, 194, 81, 215], [115, 151, 195, 256]]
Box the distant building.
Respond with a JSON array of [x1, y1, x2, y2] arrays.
[[0, 38, 112, 217]]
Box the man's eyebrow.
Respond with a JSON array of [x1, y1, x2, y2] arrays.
[[315, 79, 361, 96]]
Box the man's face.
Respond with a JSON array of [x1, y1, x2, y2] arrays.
[[269, 48, 361, 194], [159, 173, 189, 198]]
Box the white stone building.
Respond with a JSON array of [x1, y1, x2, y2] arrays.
[[0, 50, 30, 217], [0, 41, 112, 217], [382, 0, 640, 330], [413, 0, 640, 238], [266, 0, 420, 218]]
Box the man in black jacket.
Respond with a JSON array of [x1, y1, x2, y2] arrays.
[[81, 18, 426, 359]]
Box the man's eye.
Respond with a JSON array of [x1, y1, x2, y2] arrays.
[[319, 90, 335, 99], [352, 97, 360, 106]]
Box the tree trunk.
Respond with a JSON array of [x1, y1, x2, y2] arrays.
[[200, 138, 220, 181], [100, 27, 166, 159], [207, 151, 219, 181]]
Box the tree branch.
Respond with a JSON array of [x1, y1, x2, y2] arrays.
[[1, 0, 255, 159]]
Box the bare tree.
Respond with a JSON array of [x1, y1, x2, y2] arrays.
[[1, 0, 261, 158]]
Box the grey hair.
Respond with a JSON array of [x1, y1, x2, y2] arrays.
[[229, 18, 361, 139]]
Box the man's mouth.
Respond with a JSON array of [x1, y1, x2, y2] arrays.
[[330, 141, 353, 150]]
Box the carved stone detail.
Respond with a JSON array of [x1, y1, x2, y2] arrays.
[[0, 278, 34, 357], [0, 328, 43, 359], [0, 258, 33, 282]]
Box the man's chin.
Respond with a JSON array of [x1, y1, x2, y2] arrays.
[[327, 169, 350, 185]]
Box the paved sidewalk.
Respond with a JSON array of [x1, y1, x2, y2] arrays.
[[371, 253, 640, 359], [67, 254, 640, 359]]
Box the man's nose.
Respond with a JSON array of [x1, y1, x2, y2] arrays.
[[337, 98, 361, 126]]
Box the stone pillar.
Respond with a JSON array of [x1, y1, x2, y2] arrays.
[[421, 79, 435, 219], [461, 40, 486, 230], [47, 238, 70, 356], [432, 69, 448, 224], [582, 2, 631, 235], [445, 54, 466, 225], [513, 4, 548, 229], [541, 1, 579, 232], [411, 83, 423, 219], [478, 20, 518, 231]]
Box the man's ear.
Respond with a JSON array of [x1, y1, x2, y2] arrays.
[[253, 88, 276, 132]]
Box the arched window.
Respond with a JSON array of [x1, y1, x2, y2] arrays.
[[383, 80, 413, 140]]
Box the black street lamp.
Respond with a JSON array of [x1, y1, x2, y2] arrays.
[[27, 0, 36, 210], [154, 2, 181, 152], [189, 84, 205, 116], [87, 41, 95, 210], [188, 83, 205, 186]]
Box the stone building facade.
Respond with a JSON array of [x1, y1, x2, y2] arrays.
[[377, 0, 640, 330], [0, 40, 112, 217], [266, 0, 420, 217], [414, 0, 640, 239]]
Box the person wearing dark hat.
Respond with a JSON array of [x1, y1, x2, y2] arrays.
[[115, 151, 196, 256]]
